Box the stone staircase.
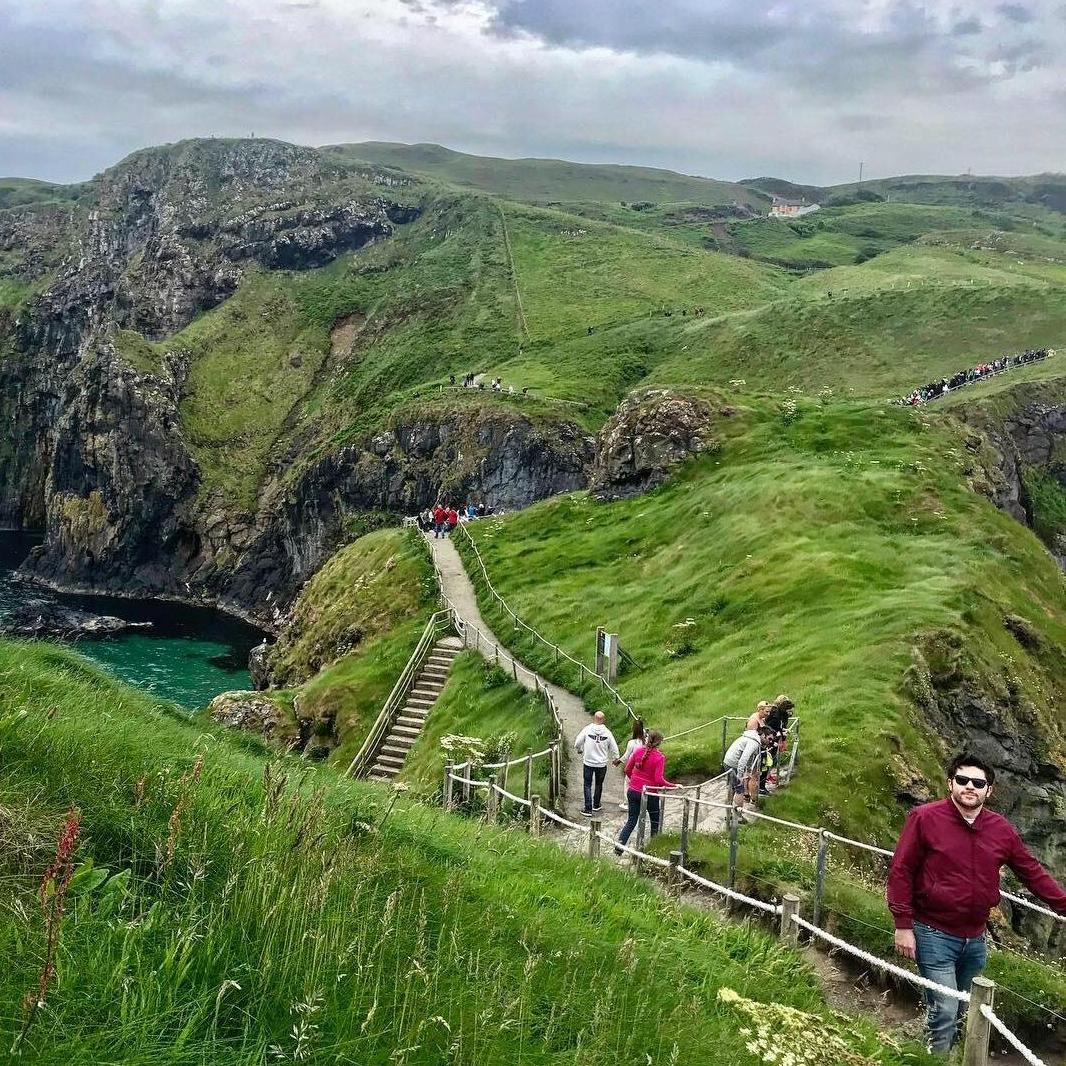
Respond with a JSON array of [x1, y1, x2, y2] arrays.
[[367, 636, 463, 782]]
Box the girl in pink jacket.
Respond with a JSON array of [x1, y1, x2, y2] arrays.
[[615, 730, 675, 855]]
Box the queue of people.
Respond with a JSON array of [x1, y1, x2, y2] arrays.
[[416, 501, 496, 537], [897, 347, 1052, 406]]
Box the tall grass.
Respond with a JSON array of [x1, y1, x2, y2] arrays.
[[0, 641, 933, 1065]]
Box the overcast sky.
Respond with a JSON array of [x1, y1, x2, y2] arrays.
[[1, 0, 1063, 186]]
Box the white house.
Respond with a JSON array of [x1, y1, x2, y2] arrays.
[[769, 195, 820, 219]]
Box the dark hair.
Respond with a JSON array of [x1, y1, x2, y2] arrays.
[[948, 753, 995, 786], [632, 717, 646, 742], [637, 729, 663, 769]]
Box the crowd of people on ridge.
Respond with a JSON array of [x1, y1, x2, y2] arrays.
[[449, 372, 528, 398], [416, 502, 496, 537], [897, 347, 1052, 406]]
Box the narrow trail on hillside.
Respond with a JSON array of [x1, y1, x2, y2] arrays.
[[427, 532, 730, 844]]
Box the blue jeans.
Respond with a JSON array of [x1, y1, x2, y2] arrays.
[[913, 921, 987, 1054], [582, 764, 607, 812], [616, 789, 661, 850]]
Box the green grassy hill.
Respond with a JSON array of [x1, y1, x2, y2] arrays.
[[0, 640, 931, 1065], [325, 141, 768, 208], [457, 396, 1066, 845]]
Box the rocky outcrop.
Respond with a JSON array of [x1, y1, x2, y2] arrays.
[[0, 597, 152, 639], [204, 408, 595, 624], [590, 389, 723, 500], [956, 379, 1066, 565], [208, 691, 297, 749]]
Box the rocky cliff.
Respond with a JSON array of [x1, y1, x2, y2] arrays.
[[0, 139, 603, 625]]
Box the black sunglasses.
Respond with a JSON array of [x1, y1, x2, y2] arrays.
[[953, 774, 988, 789]]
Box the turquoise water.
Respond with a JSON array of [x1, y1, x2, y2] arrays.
[[0, 532, 263, 711]]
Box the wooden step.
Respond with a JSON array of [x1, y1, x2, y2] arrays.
[[381, 744, 413, 760], [397, 715, 426, 729], [393, 724, 421, 737], [370, 765, 397, 778], [406, 698, 436, 710], [421, 665, 449, 677], [377, 754, 405, 768]]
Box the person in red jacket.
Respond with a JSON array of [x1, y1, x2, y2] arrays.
[[445, 506, 459, 534], [887, 753, 1066, 1054], [431, 504, 446, 539]]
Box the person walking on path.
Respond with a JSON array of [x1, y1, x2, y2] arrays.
[[574, 712, 618, 815], [432, 504, 447, 539], [888, 753, 1066, 1056], [722, 727, 763, 818], [616, 717, 645, 810], [615, 731, 675, 854]]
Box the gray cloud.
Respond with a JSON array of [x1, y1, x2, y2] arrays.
[[997, 3, 1034, 22], [0, 1, 1063, 187]]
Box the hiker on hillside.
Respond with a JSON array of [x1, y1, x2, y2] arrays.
[[762, 694, 794, 792], [746, 700, 771, 731], [616, 730, 675, 854], [432, 503, 447, 539], [615, 717, 646, 810], [574, 712, 619, 816], [722, 726, 763, 818], [888, 753, 1066, 1056], [444, 506, 459, 534]]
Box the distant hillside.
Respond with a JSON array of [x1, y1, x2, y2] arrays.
[[0, 176, 85, 210], [324, 141, 768, 208]]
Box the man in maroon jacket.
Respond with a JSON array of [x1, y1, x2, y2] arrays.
[[887, 753, 1066, 1054]]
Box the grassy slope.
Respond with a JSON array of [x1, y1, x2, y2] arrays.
[[458, 399, 1066, 845], [251, 528, 438, 765], [327, 141, 767, 208], [0, 641, 928, 1066]]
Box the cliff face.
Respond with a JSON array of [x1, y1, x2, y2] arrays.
[[957, 379, 1066, 566]]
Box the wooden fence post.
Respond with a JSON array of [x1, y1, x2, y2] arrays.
[[680, 797, 691, 861], [693, 785, 702, 829], [669, 851, 683, 899], [486, 774, 498, 821], [589, 819, 601, 859], [780, 894, 800, 944], [720, 718, 728, 763], [962, 978, 995, 1066], [547, 744, 558, 809], [634, 792, 649, 872], [530, 795, 542, 837], [524, 753, 533, 804], [444, 761, 454, 811], [813, 829, 830, 927], [727, 805, 740, 911]]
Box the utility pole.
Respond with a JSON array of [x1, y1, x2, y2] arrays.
[[858, 161, 864, 186]]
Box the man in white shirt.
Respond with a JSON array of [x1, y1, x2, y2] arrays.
[[723, 728, 764, 817], [574, 712, 619, 815]]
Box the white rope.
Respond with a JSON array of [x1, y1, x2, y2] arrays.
[[743, 810, 823, 835], [597, 831, 672, 868], [1000, 890, 1066, 923], [688, 795, 734, 812], [663, 717, 726, 742], [790, 915, 970, 1002], [539, 807, 588, 832], [492, 784, 532, 807], [447, 772, 491, 788], [483, 746, 553, 769], [678, 865, 782, 915], [980, 1005, 1048, 1066], [822, 831, 894, 858]]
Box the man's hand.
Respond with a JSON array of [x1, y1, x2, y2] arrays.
[[894, 929, 916, 961]]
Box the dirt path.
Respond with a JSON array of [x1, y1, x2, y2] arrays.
[[427, 531, 730, 841]]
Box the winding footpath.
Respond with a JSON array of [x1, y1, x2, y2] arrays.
[[426, 531, 728, 843]]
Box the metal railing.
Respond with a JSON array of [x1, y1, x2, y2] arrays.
[[345, 608, 456, 779]]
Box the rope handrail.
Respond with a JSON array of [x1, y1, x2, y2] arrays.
[[448, 772, 492, 789], [492, 783, 532, 807], [599, 831, 672, 868], [743, 809, 823, 835], [980, 1005, 1048, 1066], [483, 746, 554, 770], [999, 890, 1066, 923], [677, 865, 782, 915], [791, 914, 971, 1002], [540, 807, 587, 832]]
